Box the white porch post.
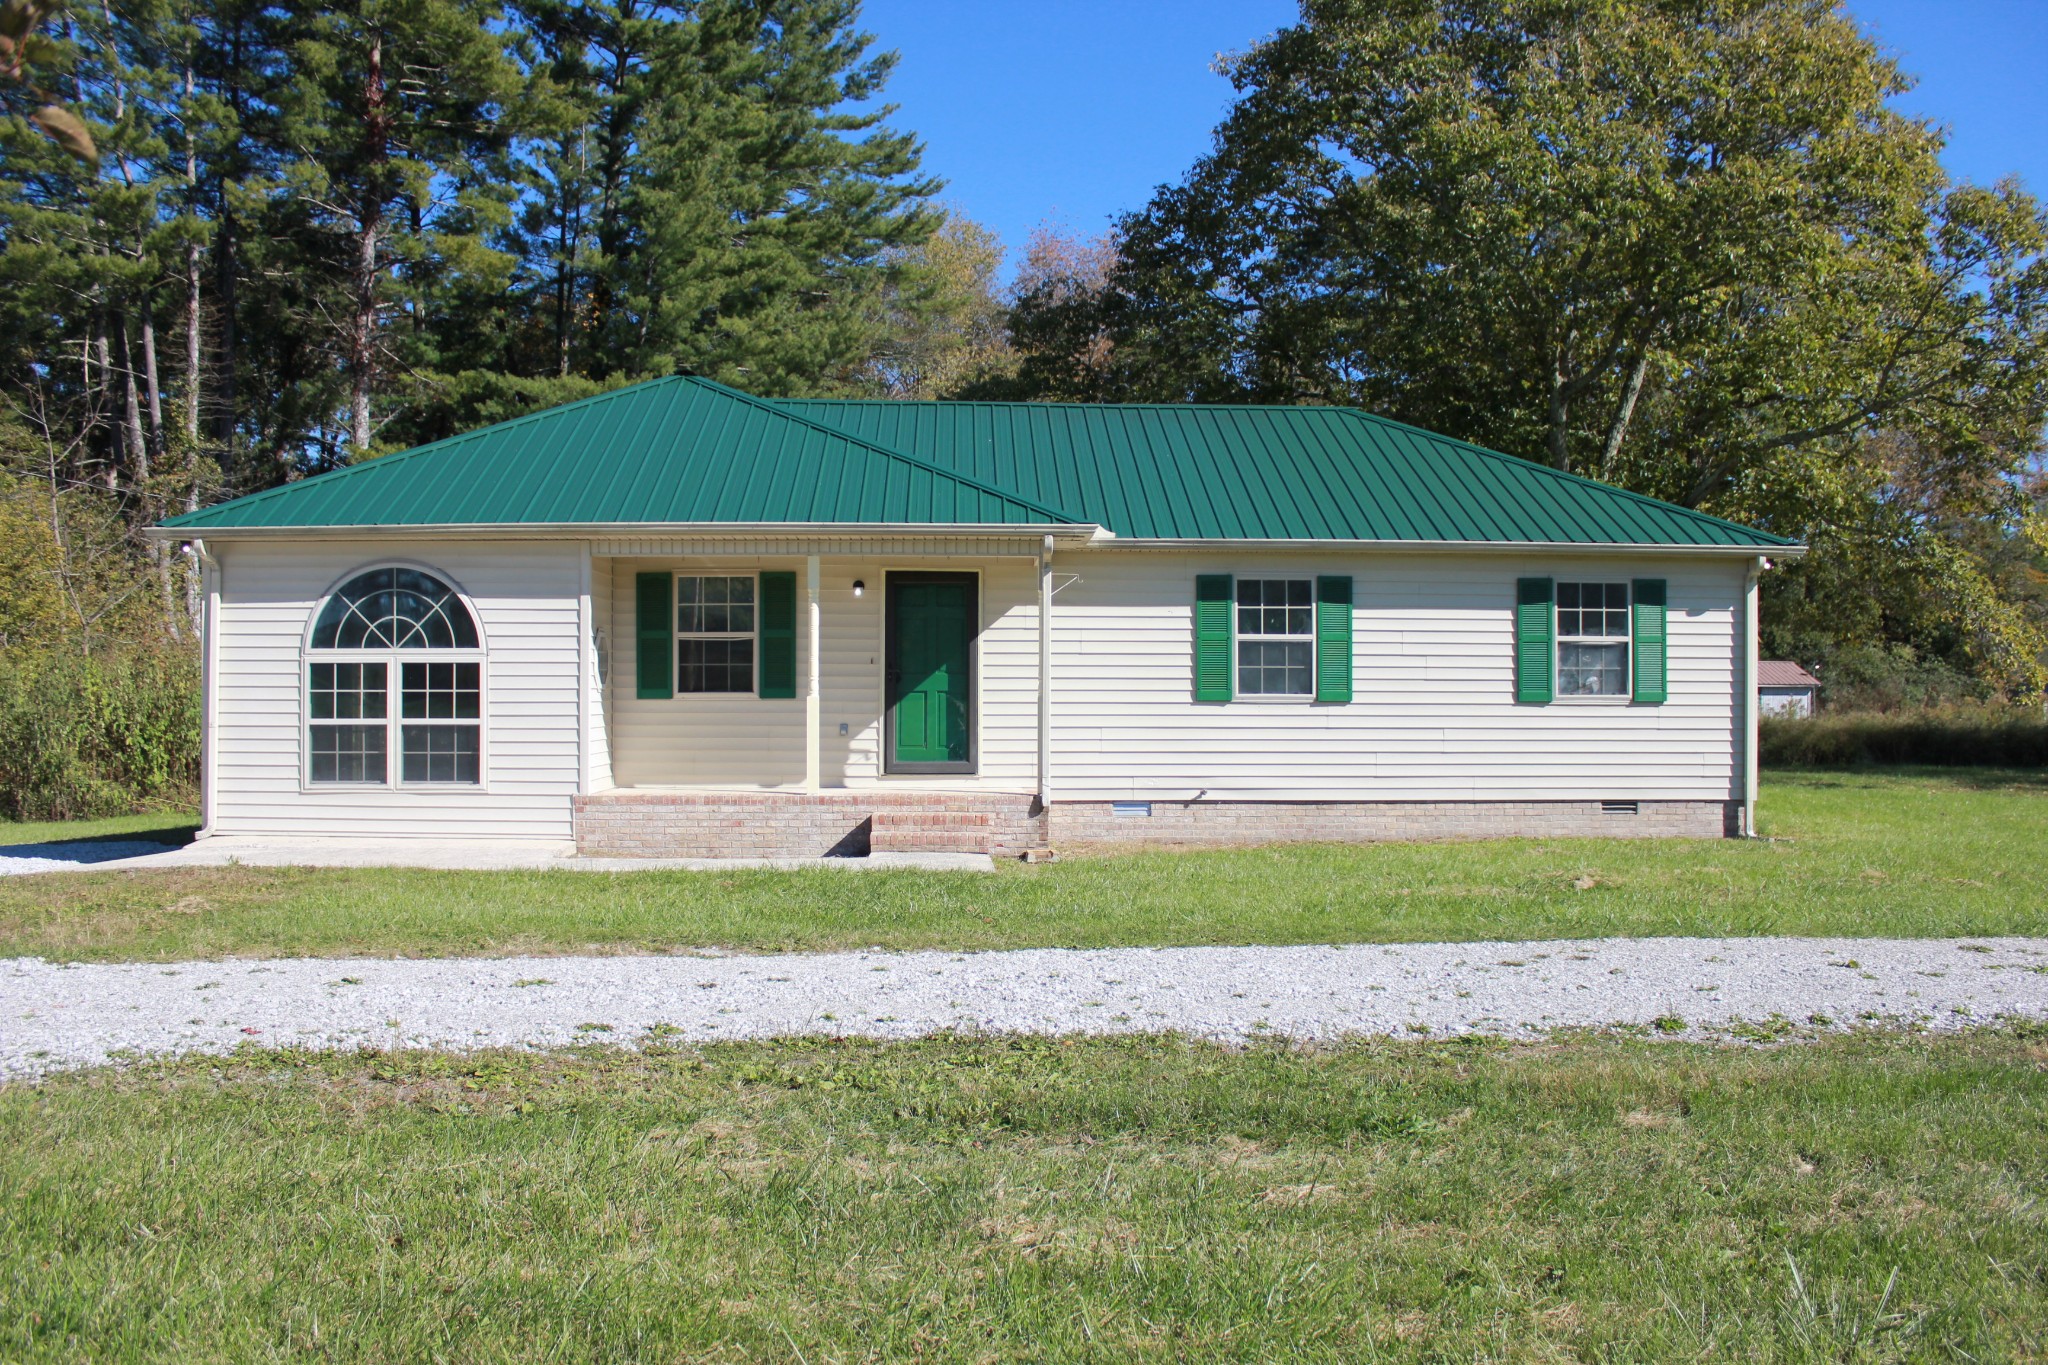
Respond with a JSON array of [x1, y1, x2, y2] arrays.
[[1037, 534, 1053, 808], [576, 542, 592, 795], [805, 554, 821, 793]]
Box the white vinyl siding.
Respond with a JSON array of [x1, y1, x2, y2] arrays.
[[606, 554, 1040, 791], [210, 538, 585, 838], [1048, 552, 1744, 803], [209, 537, 1749, 829]]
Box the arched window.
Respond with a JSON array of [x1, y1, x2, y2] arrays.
[[306, 567, 483, 786]]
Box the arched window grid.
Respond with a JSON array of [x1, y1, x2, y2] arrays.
[[303, 566, 486, 788]]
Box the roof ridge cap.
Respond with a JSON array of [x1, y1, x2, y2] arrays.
[[691, 377, 1086, 524], [779, 396, 1331, 412], [1334, 409, 1799, 548], [162, 375, 680, 529]]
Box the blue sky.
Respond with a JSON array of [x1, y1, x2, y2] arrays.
[[857, 0, 2048, 278]]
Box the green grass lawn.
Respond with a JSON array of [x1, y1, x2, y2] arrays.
[[3, 1029, 2043, 1361], [0, 769, 2041, 962]]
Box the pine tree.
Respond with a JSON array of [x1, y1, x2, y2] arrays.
[[624, 0, 939, 392], [264, 0, 526, 454]]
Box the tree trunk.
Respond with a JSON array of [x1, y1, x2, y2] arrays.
[[212, 24, 244, 477], [348, 30, 391, 454], [139, 292, 165, 460], [556, 201, 574, 378], [213, 210, 238, 472], [183, 55, 203, 446], [94, 321, 118, 492], [349, 209, 382, 453], [184, 243, 202, 443], [1547, 346, 1573, 474], [115, 314, 150, 485], [1600, 346, 1652, 478]]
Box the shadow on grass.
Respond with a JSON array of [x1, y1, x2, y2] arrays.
[[58, 823, 197, 849], [0, 821, 198, 854]]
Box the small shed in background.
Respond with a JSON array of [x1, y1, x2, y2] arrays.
[[1758, 661, 1821, 718]]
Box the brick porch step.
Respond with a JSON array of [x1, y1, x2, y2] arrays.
[[869, 810, 993, 854]]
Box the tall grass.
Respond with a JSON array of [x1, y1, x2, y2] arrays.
[[0, 644, 200, 821], [1761, 706, 2048, 768]]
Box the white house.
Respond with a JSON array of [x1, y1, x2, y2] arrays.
[[151, 377, 1801, 857], [1757, 661, 1822, 718]]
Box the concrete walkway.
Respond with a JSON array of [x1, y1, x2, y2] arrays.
[[0, 835, 994, 875], [6, 936, 2046, 1079]]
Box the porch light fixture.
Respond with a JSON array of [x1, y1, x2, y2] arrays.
[[852, 580, 865, 597]]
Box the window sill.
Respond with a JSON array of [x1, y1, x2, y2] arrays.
[[302, 782, 486, 793]]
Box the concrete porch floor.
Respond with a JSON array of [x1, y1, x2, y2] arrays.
[[7, 836, 995, 875]]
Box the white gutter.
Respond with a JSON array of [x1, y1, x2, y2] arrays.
[[1091, 537, 1805, 559], [146, 523, 1800, 559], [1037, 534, 1054, 813], [1742, 557, 1768, 837]]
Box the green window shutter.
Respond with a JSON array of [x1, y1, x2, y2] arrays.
[[1632, 578, 1668, 704], [1315, 575, 1353, 702], [635, 571, 673, 700], [1194, 574, 1233, 702], [758, 571, 798, 699], [1515, 577, 1554, 704]]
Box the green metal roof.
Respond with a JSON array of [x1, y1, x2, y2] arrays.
[[160, 377, 1081, 532], [160, 374, 1795, 550], [778, 398, 1796, 548]]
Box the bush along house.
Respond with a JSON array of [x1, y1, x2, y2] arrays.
[[151, 377, 1801, 857]]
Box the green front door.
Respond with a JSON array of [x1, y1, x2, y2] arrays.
[[886, 573, 975, 773]]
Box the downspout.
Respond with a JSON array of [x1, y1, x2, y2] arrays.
[[186, 538, 220, 839], [1037, 534, 1053, 814], [1742, 556, 1766, 838]]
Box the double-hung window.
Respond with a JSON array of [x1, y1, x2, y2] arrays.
[[1195, 573, 1352, 703], [676, 575, 755, 693], [1556, 581, 1631, 697], [306, 567, 484, 785], [1236, 578, 1315, 696]]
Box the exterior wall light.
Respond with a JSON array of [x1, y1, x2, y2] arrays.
[[852, 580, 865, 597]]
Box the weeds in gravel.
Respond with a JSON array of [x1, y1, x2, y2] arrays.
[[2, 1027, 2044, 1360], [0, 769, 2042, 963]]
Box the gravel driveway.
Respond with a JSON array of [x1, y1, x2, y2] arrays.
[[0, 841, 182, 876], [7, 936, 2047, 1078]]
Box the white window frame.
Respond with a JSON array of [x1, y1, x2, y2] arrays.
[[1556, 580, 1632, 702], [674, 573, 760, 697], [1234, 575, 1317, 701], [300, 563, 489, 790]]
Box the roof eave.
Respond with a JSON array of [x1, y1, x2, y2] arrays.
[[147, 520, 1105, 544], [1089, 537, 1802, 558]]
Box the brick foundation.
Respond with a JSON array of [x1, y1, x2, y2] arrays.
[[576, 791, 1736, 859], [1048, 798, 1738, 848], [574, 790, 1044, 858]]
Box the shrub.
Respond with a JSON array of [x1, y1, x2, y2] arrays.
[[1761, 707, 2048, 769], [0, 643, 201, 820]]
